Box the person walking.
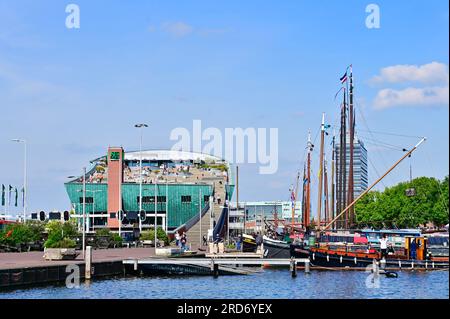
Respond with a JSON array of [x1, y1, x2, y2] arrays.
[[379, 234, 388, 259]]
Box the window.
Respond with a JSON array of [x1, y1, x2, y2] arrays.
[[137, 196, 154, 203], [181, 195, 191, 203], [137, 196, 167, 203], [79, 197, 93, 204], [109, 213, 116, 219]]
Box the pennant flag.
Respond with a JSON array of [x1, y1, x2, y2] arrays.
[[8, 185, 12, 205], [340, 72, 348, 84], [14, 188, 18, 207], [1, 184, 5, 206]]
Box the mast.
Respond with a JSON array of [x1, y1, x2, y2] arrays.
[[305, 131, 312, 229], [292, 170, 300, 227], [301, 164, 307, 228], [330, 129, 336, 229], [324, 156, 329, 223], [347, 67, 355, 228], [317, 113, 325, 228], [338, 90, 347, 229]]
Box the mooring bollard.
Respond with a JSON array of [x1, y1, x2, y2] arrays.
[[304, 259, 310, 274], [85, 246, 92, 280], [290, 258, 297, 278], [211, 260, 219, 278]]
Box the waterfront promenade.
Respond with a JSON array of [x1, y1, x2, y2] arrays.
[[0, 247, 162, 270]]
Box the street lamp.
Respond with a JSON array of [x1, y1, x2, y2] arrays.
[[11, 139, 27, 222], [70, 168, 87, 259], [135, 123, 148, 233]]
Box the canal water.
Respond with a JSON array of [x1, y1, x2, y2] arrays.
[[0, 269, 448, 299]]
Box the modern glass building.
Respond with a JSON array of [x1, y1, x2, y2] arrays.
[[335, 135, 369, 199]]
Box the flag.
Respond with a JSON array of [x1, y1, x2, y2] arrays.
[[1, 184, 5, 206], [21, 187, 25, 207], [14, 188, 18, 207], [340, 72, 348, 84], [8, 185, 12, 205]]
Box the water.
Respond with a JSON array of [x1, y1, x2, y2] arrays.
[[0, 269, 448, 299]]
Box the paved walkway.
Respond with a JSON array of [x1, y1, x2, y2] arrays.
[[0, 248, 158, 270], [0, 244, 207, 270]]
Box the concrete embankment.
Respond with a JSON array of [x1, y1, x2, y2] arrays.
[[0, 248, 156, 289]]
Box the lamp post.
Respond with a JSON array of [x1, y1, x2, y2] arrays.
[[11, 139, 27, 222], [135, 123, 148, 233], [81, 167, 86, 259]]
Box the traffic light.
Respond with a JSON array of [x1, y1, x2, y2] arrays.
[[63, 211, 70, 221], [139, 210, 146, 221], [39, 211, 46, 221]]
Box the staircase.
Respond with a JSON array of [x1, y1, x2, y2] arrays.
[[186, 180, 227, 247]]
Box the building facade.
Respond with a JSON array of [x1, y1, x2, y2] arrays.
[[64, 147, 234, 235], [335, 135, 368, 200]]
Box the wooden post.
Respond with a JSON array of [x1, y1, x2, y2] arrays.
[[290, 258, 297, 278], [85, 246, 92, 280], [304, 259, 310, 274]]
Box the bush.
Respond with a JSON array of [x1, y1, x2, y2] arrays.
[[140, 227, 169, 245], [1, 223, 34, 246], [44, 221, 79, 248]]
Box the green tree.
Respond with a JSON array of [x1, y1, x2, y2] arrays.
[[355, 176, 449, 228]]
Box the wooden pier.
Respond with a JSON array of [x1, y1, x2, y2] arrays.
[[123, 257, 310, 277]]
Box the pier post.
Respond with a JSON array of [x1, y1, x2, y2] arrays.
[[290, 258, 297, 278], [85, 246, 92, 280], [211, 260, 219, 278], [304, 260, 310, 274]]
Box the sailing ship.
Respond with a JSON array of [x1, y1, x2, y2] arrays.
[[262, 66, 449, 269]]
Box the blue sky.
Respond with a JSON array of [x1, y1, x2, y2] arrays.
[[0, 0, 448, 217]]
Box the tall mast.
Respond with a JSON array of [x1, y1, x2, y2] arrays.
[[330, 129, 336, 229], [317, 113, 325, 228], [305, 131, 312, 229], [347, 67, 355, 228], [293, 171, 300, 226], [338, 90, 347, 229], [301, 164, 307, 228], [324, 156, 329, 223]]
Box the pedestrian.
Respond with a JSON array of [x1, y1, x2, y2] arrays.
[[175, 231, 181, 247], [202, 234, 207, 246], [379, 234, 388, 259], [181, 233, 187, 251]]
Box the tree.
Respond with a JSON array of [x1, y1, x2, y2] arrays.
[[355, 176, 449, 228]]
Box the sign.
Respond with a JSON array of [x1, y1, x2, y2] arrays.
[[110, 151, 120, 161], [405, 188, 416, 197]]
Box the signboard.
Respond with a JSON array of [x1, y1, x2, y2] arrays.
[[405, 188, 416, 197], [110, 151, 120, 161]]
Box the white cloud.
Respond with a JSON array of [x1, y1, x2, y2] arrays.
[[161, 21, 194, 37], [373, 86, 449, 110], [370, 62, 449, 85]]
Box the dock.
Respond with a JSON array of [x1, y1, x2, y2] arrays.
[[123, 257, 310, 277]]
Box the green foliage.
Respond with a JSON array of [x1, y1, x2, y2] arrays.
[[140, 227, 169, 245], [0, 220, 46, 246], [95, 228, 111, 237], [112, 233, 123, 244], [355, 176, 449, 228], [44, 221, 79, 248]]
